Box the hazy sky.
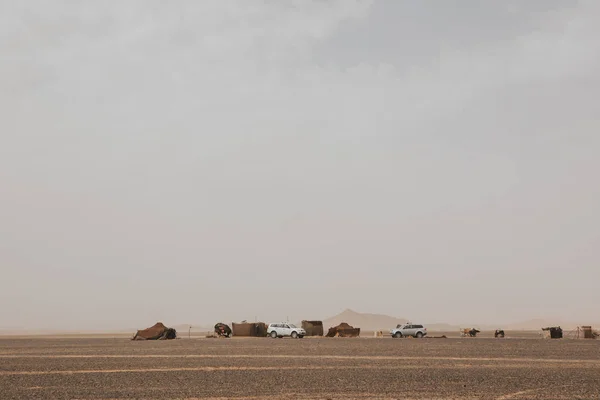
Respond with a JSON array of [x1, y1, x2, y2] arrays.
[[1, 0, 599, 331]]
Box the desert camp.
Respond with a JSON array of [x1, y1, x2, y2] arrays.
[[4, 311, 600, 399]]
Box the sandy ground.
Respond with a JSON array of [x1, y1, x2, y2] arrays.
[[0, 336, 598, 399]]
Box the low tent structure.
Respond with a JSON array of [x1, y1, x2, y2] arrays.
[[326, 322, 360, 338], [231, 322, 267, 337], [132, 322, 177, 340], [214, 323, 232, 338], [581, 326, 598, 339], [542, 326, 563, 339], [494, 330, 505, 338], [301, 320, 324, 337]]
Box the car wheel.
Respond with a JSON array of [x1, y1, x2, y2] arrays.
[[416, 332, 423, 338], [291, 331, 298, 339], [270, 331, 277, 338], [393, 332, 402, 339]]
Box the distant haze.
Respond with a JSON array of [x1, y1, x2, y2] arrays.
[[1, 1, 599, 332]]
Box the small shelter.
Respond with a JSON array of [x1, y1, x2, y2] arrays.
[[231, 322, 267, 337], [214, 323, 232, 338], [581, 326, 597, 339], [301, 320, 324, 337], [132, 322, 177, 340], [326, 322, 360, 337], [542, 326, 563, 339]]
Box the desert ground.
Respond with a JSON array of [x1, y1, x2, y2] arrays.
[[0, 334, 599, 399]]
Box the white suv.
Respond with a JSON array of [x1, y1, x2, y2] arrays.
[[267, 323, 306, 339], [390, 323, 427, 338]]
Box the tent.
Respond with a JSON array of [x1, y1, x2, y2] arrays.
[[581, 326, 597, 339], [302, 320, 324, 336], [132, 322, 177, 340], [326, 322, 360, 337], [214, 323, 232, 338], [542, 326, 563, 339], [231, 322, 267, 337]]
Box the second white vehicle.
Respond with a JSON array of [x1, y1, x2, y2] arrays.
[[390, 323, 427, 338], [267, 323, 306, 339]]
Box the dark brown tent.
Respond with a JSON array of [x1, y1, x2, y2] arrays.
[[542, 326, 563, 339], [581, 326, 596, 339], [214, 323, 232, 338], [326, 322, 360, 338], [231, 322, 267, 337], [302, 320, 324, 336], [132, 322, 177, 340]]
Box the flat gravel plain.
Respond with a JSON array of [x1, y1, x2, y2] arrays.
[[0, 337, 599, 399]]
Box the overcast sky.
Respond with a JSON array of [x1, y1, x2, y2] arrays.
[[1, 0, 599, 331]]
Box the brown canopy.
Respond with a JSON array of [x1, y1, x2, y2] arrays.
[[581, 326, 597, 339], [133, 322, 177, 340], [231, 322, 267, 337], [302, 320, 324, 337], [326, 322, 360, 337], [542, 326, 563, 339]]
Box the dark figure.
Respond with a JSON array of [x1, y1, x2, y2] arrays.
[[214, 323, 232, 338], [161, 328, 177, 340], [495, 330, 505, 338], [551, 327, 563, 339], [542, 326, 563, 339], [468, 328, 480, 337]]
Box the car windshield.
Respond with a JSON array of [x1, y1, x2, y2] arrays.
[[288, 324, 297, 328]]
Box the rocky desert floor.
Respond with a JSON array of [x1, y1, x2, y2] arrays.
[[0, 335, 599, 399]]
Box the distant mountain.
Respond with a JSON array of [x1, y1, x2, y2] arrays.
[[323, 309, 409, 331]]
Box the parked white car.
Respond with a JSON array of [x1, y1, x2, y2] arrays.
[[267, 323, 306, 339], [390, 323, 427, 338]]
